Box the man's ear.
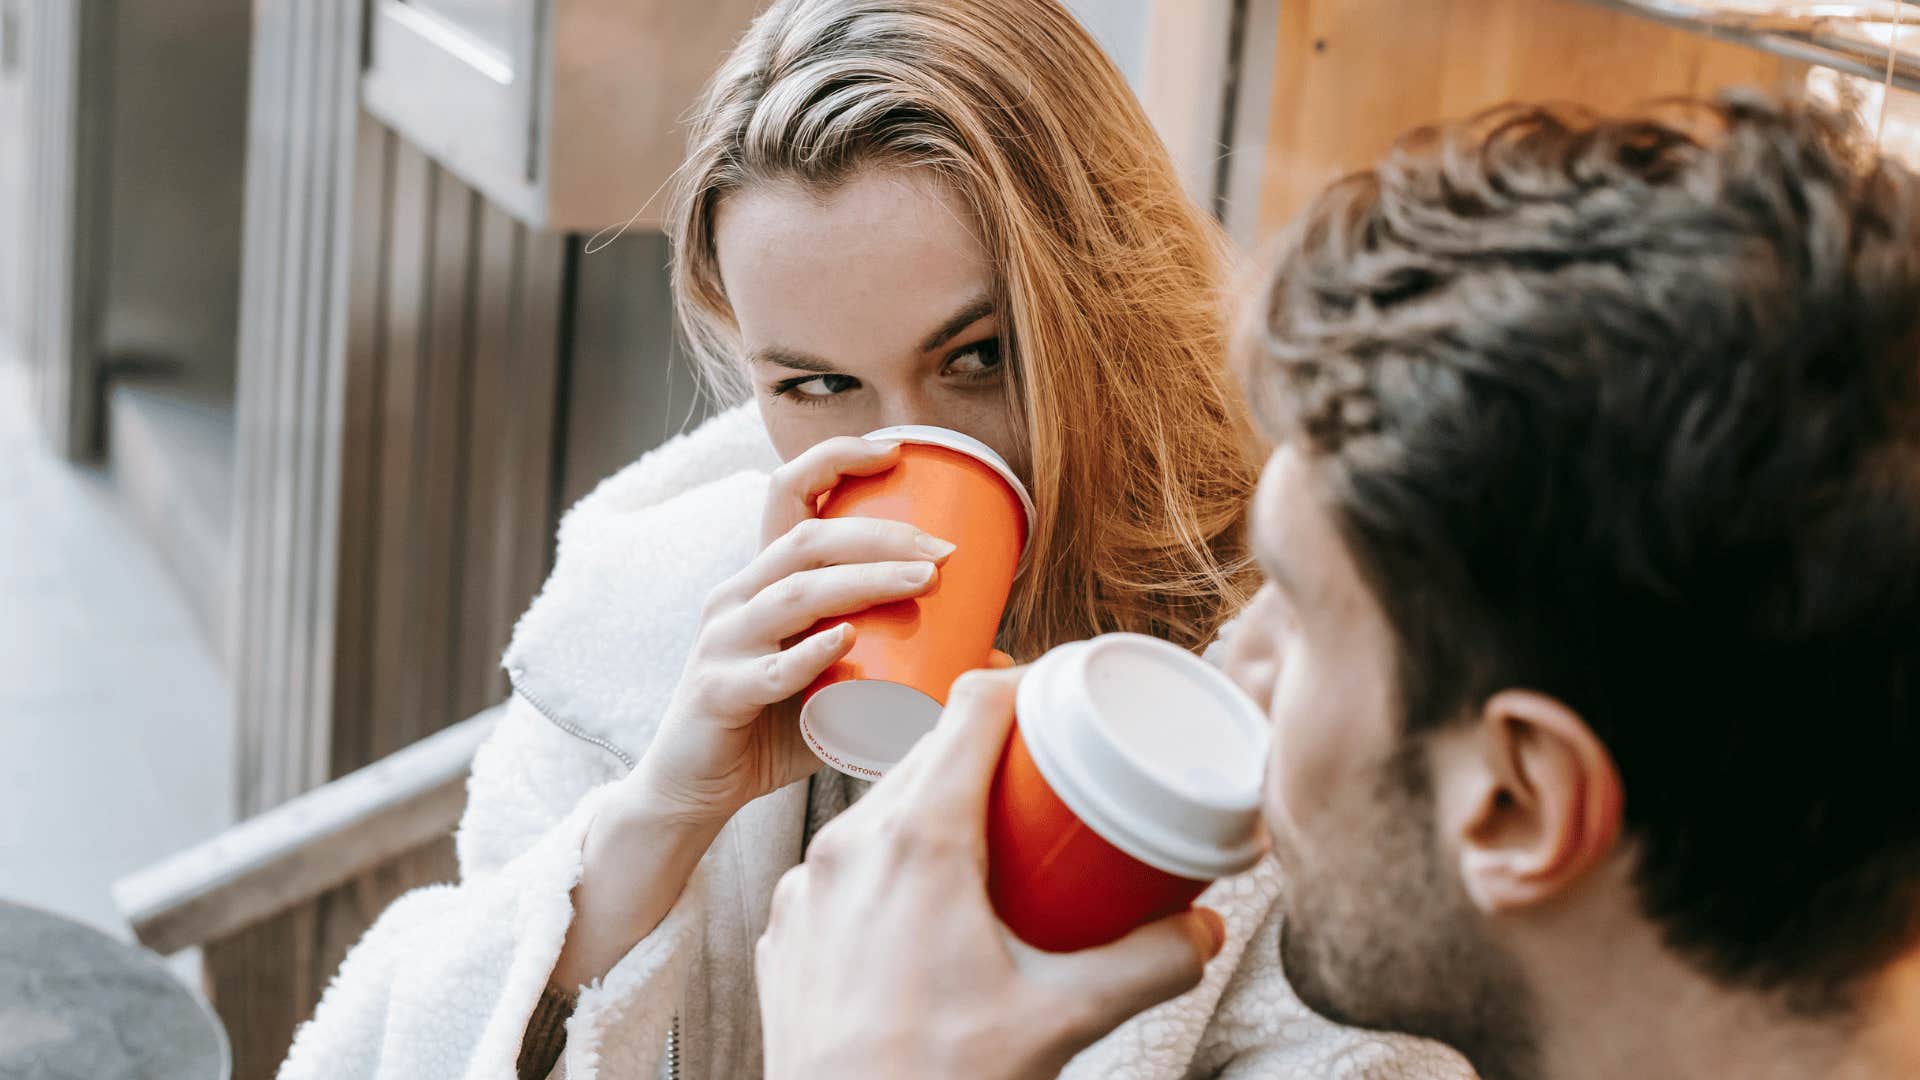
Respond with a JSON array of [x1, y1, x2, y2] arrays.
[[1442, 690, 1624, 913]]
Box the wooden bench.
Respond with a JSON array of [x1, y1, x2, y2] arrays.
[[112, 707, 501, 1080]]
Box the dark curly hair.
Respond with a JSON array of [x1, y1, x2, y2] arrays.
[[1242, 90, 1920, 1010]]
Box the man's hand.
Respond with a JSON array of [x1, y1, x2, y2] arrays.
[[756, 667, 1227, 1080]]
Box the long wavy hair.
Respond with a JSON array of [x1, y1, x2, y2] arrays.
[[667, 0, 1260, 657]]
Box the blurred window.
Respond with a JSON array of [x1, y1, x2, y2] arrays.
[[405, 0, 517, 67]]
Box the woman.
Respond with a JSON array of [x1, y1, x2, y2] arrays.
[[280, 1, 1467, 1078]]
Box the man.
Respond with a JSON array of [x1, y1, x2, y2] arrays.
[[754, 91, 1920, 1079]]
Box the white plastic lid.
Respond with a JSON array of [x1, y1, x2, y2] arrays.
[[800, 680, 944, 780], [861, 424, 1036, 573], [1015, 634, 1269, 880]]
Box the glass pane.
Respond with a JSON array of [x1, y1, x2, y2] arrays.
[[406, 0, 519, 60]]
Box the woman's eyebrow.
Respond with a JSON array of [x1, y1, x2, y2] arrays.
[[750, 346, 837, 373], [917, 294, 996, 354]]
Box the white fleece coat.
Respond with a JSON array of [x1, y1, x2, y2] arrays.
[[278, 406, 1473, 1080]]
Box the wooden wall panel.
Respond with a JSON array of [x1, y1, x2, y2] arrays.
[[454, 205, 567, 722], [361, 136, 431, 770], [560, 230, 715, 511], [1252, 0, 1802, 237], [235, 1, 565, 811], [453, 207, 517, 721], [328, 124, 566, 777]]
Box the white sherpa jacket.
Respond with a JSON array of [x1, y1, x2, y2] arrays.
[[278, 406, 1473, 1080]]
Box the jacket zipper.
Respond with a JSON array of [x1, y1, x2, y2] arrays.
[[506, 667, 678, 1078], [505, 666, 638, 770], [666, 1015, 681, 1080]]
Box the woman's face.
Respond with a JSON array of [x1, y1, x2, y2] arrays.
[[713, 168, 1022, 474]]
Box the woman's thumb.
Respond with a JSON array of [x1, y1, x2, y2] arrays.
[[1040, 908, 1226, 1047]]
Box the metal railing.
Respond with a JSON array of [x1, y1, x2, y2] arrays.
[[1583, 1, 1920, 92]]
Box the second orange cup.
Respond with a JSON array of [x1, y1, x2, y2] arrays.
[[797, 425, 1034, 779]]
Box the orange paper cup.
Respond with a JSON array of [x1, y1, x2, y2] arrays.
[[985, 634, 1268, 952], [798, 425, 1034, 779]]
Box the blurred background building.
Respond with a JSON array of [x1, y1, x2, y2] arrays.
[[0, 0, 1907, 1074]]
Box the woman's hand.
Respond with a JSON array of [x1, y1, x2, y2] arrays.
[[636, 436, 955, 826], [555, 437, 950, 990], [553, 437, 1014, 992]]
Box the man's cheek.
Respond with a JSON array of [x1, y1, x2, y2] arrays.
[[1261, 716, 1324, 868], [1262, 745, 1291, 864], [1262, 674, 1362, 865], [1277, 711, 1333, 815]]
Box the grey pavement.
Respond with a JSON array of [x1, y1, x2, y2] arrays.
[[0, 355, 232, 985]]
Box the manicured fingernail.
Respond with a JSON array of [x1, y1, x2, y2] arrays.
[[1194, 908, 1226, 960], [917, 534, 958, 560], [905, 562, 936, 584], [830, 622, 854, 643]]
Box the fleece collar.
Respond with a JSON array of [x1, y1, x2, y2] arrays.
[[502, 405, 779, 767]]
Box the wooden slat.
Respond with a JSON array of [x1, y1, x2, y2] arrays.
[[330, 117, 396, 781], [114, 708, 497, 957], [260, 0, 318, 809], [230, 0, 367, 816], [455, 200, 519, 719], [228, 0, 271, 814], [513, 233, 568, 587], [301, 0, 359, 801], [366, 140, 434, 765], [283, 0, 348, 800], [231, 0, 285, 811], [204, 893, 302, 1080], [414, 167, 475, 749]]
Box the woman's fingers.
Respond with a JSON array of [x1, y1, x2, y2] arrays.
[[736, 560, 941, 644], [762, 436, 902, 543], [726, 516, 954, 602], [711, 622, 858, 716]]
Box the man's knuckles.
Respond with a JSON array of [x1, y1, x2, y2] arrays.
[[767, 864, 810, 931], [943, 667, 1021, 718]]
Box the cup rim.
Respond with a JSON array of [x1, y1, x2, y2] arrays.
[[862, 424, 1037, 572], [799, 678, 944, 780]]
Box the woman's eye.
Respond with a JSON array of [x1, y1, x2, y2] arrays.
[[775, 373, 860, 400], [944, 340, 1003, 378]]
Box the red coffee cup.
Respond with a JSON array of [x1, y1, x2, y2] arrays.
[[986, 633, 1268, 952], [798, 425, 1035, 779]]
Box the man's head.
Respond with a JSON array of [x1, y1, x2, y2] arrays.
[[1224, 91, 1920, 1078]]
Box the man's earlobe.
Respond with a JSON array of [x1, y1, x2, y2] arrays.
[[1455, 690, 1623, 913]]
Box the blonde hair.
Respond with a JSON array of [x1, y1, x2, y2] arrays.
[[667, 0, 1260, 657]]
